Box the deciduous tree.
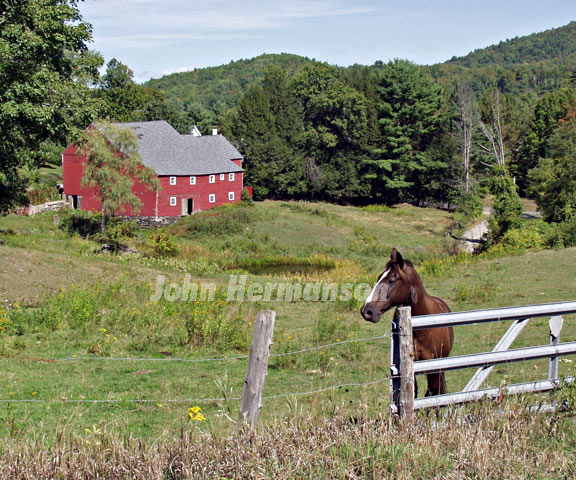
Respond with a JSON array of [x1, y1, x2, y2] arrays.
[[83, 121, 159, 232], [0, 0, 96, 213]]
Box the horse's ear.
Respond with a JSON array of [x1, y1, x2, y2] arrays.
[[410, 285, 419, 304], [391, 248, 405, 270]]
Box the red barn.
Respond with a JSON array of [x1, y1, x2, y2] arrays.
[[62, 120, 244, 217]]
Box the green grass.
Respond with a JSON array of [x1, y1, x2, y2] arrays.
[[0, 202, 575, 443]]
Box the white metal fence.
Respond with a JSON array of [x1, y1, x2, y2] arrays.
[[390, 301, 576, 417]]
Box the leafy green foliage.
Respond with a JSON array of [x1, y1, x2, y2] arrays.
[[498, 224, 545, 252], [489, 174, 524, 241], [97, 59, 189, 131], [145, 53, 312, 113], [146, 227, 178, 257], [453, 190, 484, 219], [226, 66, 307, 199], [513, 88, 576, 193], [448, 21, 576, 67], [293, 63, 370, 201], [528, 119, 576, 222], [0, 0, 98, 213], [82, 121, 160, 231]]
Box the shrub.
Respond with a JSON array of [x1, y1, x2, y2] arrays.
[[26, 185, 57, 205], [60, 210, 102, 238], [453, 190, 483, 219], [498, 225, 545, 252], [180, 293, 249, 352], [241, 187, 254, 206], [488, 174, 523, 242], [147, 227, 179, 257], [545, 219, 576, 248]]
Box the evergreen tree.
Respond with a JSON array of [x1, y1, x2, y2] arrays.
[[370, 60, 449, 204], [228, 70, 306, 200]]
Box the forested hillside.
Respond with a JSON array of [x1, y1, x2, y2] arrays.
[[448, 21, 576, 67], [144, 53, 312, 113]]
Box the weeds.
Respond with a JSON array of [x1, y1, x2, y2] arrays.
[[171, 203, 262, 237], [0, 405, 574, 479]]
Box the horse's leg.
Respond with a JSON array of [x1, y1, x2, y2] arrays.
[[425, 372, 447, 396]]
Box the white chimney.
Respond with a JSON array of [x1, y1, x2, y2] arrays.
[[212, 127, 218, 136]]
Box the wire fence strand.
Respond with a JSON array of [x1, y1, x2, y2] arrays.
[[0, 377, 390, 404], [1, 331, 391, 364]]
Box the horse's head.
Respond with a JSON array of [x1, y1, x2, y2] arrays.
[[360, 248, 417, 323]]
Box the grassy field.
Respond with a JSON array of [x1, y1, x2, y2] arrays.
[[0, 201, 575, 477]]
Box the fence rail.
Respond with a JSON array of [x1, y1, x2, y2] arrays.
[[391, 302, 576, 417], [414, 342, 576, 374], [411, 301, 576, 329]]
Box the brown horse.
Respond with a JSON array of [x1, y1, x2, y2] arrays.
[[360, 248, 454, 396]]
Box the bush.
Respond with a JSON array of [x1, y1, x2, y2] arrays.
[[26, 185, 57, 205], [499, 225, 545, 252], [545, 219, 576, 248], [147, 227, 179, 257], [489, 174, 523, 242], [453, 190, 483, 219], [241, 187, 254, 206], [60, 211, 102, 238]]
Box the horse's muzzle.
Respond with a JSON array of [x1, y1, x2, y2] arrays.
[[360, 305, 380, 323]]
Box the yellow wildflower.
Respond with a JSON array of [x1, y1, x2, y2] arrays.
[[187, 406, 206, 421]]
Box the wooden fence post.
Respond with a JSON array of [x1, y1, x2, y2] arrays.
[[238, 310, 276, 430], [390, 306, 414, 419], [548, 315, 563, 382]]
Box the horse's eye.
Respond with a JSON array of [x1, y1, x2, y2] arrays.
[[389, 278, 396, 284]]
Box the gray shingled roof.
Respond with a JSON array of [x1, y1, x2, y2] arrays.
[[115, 120, 243, 176]]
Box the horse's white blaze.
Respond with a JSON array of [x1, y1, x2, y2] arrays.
[[364, 268, 390, 306]]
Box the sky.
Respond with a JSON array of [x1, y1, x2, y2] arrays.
[[79, 0, 576, 83]]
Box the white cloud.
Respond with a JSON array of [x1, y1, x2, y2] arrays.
[[82, 0, 377, 38]]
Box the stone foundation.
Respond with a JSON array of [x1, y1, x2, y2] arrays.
[[116, 216, 181, 228]]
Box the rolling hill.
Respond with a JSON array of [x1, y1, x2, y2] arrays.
[[144, 22, 576, 112], [144, 53, 313, 110], [447, 21, 576, 67]]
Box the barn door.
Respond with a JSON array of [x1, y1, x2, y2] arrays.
[[181, 198, 194, 215]]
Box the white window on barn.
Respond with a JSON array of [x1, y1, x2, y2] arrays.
[[170, 196, 177, 206], [228, 192, 235, 201], [209, 194, 216, 203], [229, 173, 235, 181], [170, 176, 177, 185], [209, 175, 215, 183], [190, 176, 196, 185], [220, 173, 225, 181]]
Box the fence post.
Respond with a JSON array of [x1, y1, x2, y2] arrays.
[[390, 306, 414, 419], [238, 310, 276, 430], [548, 315, 563, 382]]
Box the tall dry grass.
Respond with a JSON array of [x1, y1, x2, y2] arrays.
[[1, 402, 574, 479]]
